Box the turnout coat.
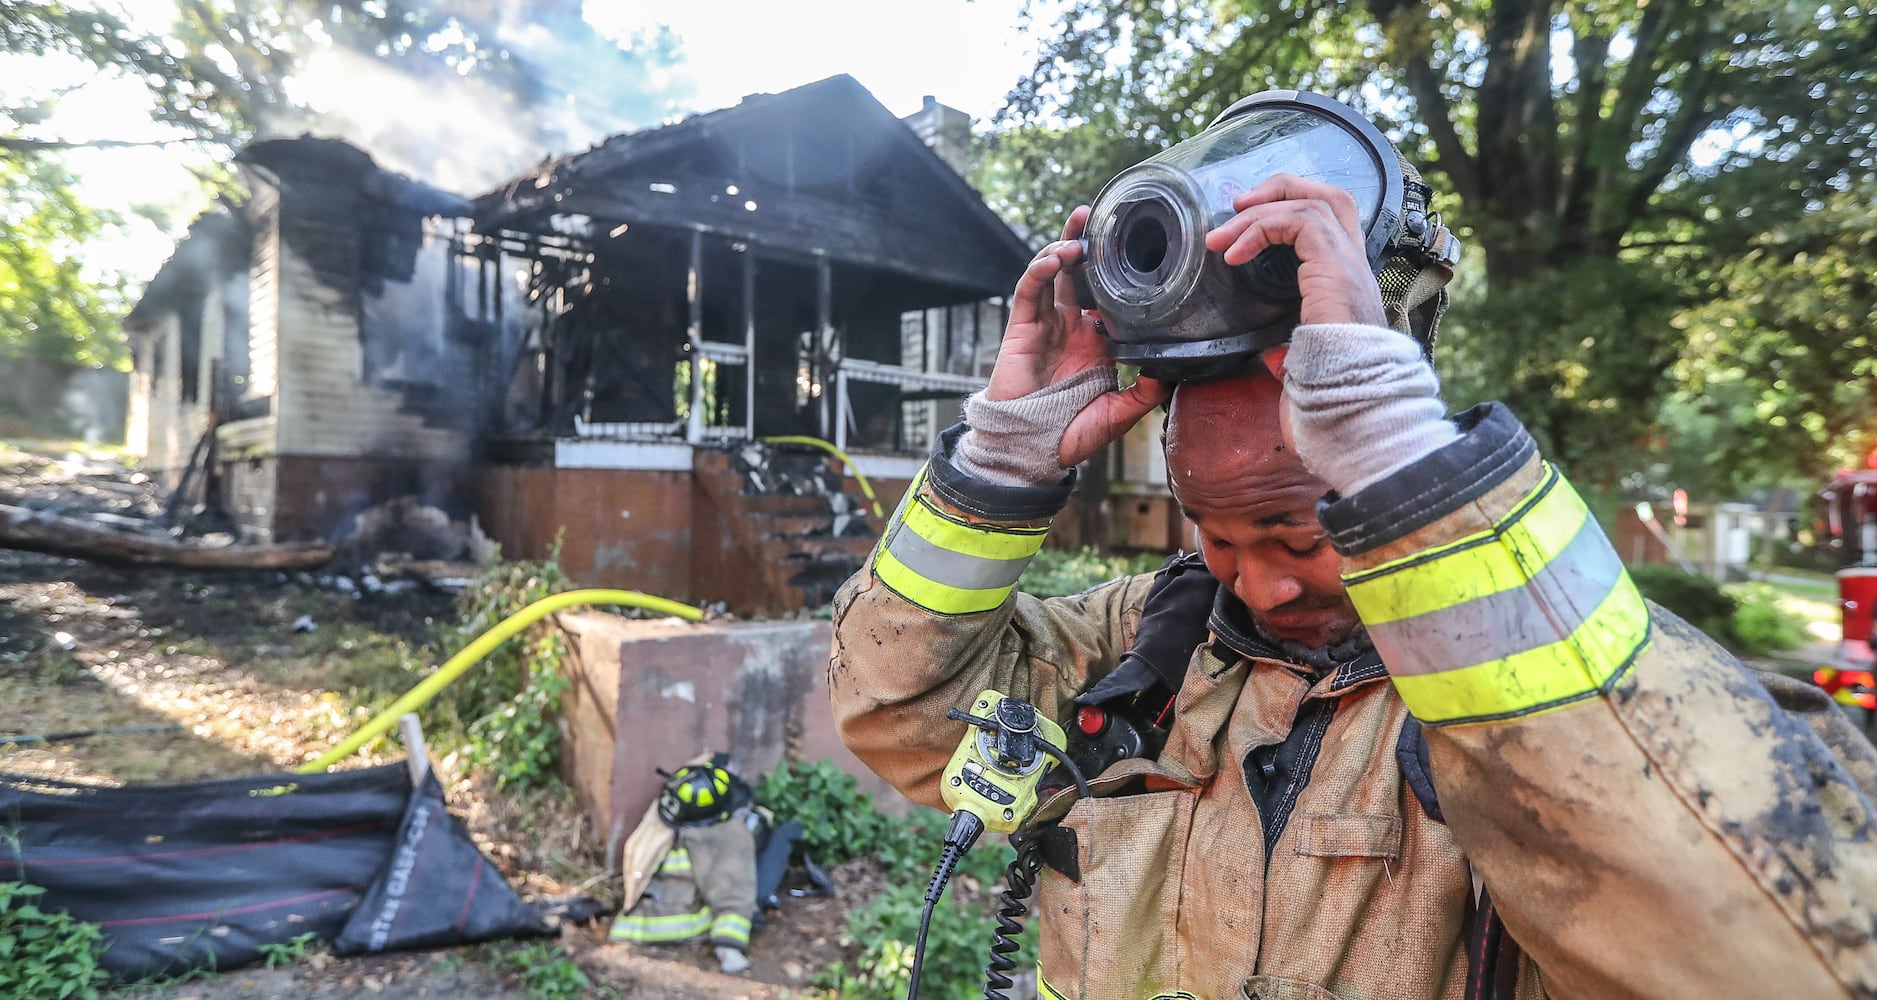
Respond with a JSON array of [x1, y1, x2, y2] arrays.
[[828, 404, 1877, 1000]]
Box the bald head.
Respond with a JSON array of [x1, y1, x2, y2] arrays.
[[1164, 369, 1288, 472], [1163, 369, 1359, 649]]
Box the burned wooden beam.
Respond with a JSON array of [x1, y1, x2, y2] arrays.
[[0, 503, 333, 571]]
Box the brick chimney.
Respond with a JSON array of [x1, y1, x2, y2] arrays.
[[901, 95, 974, 176]]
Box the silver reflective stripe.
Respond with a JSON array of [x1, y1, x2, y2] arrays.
[[1369, 515, 1628, 674], [884, 527, 1033, 592]]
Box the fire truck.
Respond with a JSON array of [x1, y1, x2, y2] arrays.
[[1812, 467, 1877, 715]]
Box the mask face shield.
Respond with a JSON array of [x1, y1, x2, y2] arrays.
[[1072, 91, 1408, 381]]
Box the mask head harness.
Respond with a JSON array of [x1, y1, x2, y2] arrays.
[[1069, 90, 1461, 381]]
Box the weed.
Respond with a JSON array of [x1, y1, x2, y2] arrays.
[[502, 939, 612, 1000], [436, 550, 573, 791], [0, 882, 108, 1000], [753, 757, 896, 863], [254, 930, 324, 969], [758, 758, 1033, 1000]]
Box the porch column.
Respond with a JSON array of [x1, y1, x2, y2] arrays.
[[743, 245, 756, 440], [686, 228, 704, 443], [815, 254, 832, 440]]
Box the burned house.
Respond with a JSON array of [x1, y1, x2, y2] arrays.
[[126, 75, 1033, 611], [125, 138, 478, 545], [468, 75, 1033, 609]]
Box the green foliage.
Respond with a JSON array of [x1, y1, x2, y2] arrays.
[[758, 758, 1034, 1000], [500, 940, 611, 1000], [0, 156, 126, 370], [253, 930, 323, 970], [0, 882, 107, 1000], [1020, 547, 1166, 599], [1723, 583, 1811, 657], [5, 2, 692, 153], [1673, 181, 1877, 487], [439, 552, 572, 791], [753, 757, 898, 863], [988, 0, 1877, 489]]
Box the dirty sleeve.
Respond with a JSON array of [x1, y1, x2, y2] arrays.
[[1320, 401, 1877, 999], [829, 423, 1156, 810]]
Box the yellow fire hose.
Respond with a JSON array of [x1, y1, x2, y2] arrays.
[[300, 588, 702, 774], [760, 435, 885, 518]]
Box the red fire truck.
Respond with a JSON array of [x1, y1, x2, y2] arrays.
[[1813, 467, 1877, 714]]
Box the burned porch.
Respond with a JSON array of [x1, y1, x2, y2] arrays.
[[467, 75, 1031, 612]]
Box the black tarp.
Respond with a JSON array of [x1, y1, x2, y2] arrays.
[[0, 762, 553, 980]]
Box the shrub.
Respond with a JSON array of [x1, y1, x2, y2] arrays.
[[1021, 547, 1166, 599], [753, 758, 897, 863], [1724, 583, 1810, 656], [1627, 565, 1813, 656], [1627, 564, 1737, 641], [0, 882, 107, 1000]]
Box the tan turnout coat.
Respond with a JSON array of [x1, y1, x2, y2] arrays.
[[830, 405, 1877, 1000]]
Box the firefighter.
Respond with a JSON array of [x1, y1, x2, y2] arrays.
[[829, 93, 1877, 998]]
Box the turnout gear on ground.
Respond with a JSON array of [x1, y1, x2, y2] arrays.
[[608, 819, 757, 952], [830, 398, 1877, 999], [612, 755, 760, 968]]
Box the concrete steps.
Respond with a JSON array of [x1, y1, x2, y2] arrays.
[[692, 443, 880, 614]]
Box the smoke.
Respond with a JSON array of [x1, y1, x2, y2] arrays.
[[286, 46, 541, 194], [282, 4, 694, 195]]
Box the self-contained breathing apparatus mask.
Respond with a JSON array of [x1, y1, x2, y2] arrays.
[[1069, 90, 1463, 381]]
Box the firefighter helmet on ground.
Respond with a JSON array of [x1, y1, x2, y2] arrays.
[[657, 758, 751, 828]]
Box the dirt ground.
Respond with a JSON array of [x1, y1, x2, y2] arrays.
[[0, 548, 868, 998]]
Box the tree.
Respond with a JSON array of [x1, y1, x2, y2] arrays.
[[2, 1, 689, 370], [986, 0, 1877, 488], [1674, 180, 1877, 487], [0, 156, 125, 368]]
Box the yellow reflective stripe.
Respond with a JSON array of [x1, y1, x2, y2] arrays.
[[1388, 576, 1650, 724], [657, 850, 693, 874], [876, 547, 1019, 615], [874, 491, 1049, 616], [709, 912, 751, 945], [899, 495, 1050, 561], [1344, 467, 1584, 625], [608, 907, 712, 943]]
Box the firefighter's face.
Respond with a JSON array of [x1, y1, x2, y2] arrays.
[[1164, 373, 1360, 649]]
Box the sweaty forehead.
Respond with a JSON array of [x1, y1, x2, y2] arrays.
[[1164, 375, 1326, 520]]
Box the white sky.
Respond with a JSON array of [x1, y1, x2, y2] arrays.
[[29, 0, 1053, 288], [587, 0, 1051, 122]]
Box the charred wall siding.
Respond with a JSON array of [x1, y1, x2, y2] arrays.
[[269, 204, 470, 464]]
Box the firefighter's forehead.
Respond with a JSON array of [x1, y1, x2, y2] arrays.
[[1164, 373, 1318, 512], [1164, 372, 1285, 460]]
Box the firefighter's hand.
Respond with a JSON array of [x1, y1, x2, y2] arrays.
[[987, 205, 1171, 468], [1204, 173, 1388, 329], [1210, 175, 1457, 495]]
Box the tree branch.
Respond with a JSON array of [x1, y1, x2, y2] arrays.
[[1561, 26, 1612, 231], [0, 136, 204, 153], [1606, 0, 1671, 150], [1621, 78, 1730, 229], [1367, 0, 1482, 203]]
